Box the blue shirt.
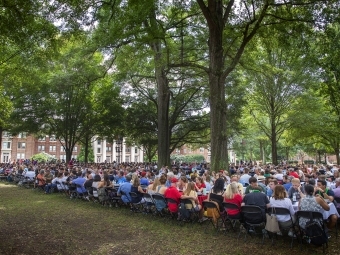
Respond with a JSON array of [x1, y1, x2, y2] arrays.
[[165, 180, 171, 188], [117, 176, 126, 184], [267, 188, 273, 197], [283, 182, 292, 191], [140, 177, 149, 186], [118, 182, 132, 203], [72, 177, 87, 193]]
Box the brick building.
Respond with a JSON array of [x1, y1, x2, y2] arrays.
[[1, 132, 144, 163], [1, 132, 80, 163]]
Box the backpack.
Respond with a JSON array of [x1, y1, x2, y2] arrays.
[[304, 219, 327, 246], [178, 202, 191, 220], [98, 188, 107, 202]]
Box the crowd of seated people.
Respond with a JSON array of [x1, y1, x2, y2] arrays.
[[2, 160, 340, 242]]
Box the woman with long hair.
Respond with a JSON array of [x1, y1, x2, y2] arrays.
[[208, 177, 225, 212], [147, 177, 160, 194], [182, 182, 202, 212], [269, 185, 296, 236], [224, 182, 242, 218]]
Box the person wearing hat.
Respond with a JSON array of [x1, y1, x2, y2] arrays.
[[257, 175, 267, 193], [244, 177, 266, 194], [140, 171, 149, 186]]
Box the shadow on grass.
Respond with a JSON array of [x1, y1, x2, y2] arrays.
[[0, 183, 338, 255]]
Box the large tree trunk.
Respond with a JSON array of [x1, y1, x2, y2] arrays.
[[154, 49, 171, 167], [206, 3, 228, 172], [84, 136, 89, 163], [271, 123, 278, 165], [66, 148, 72, 166], [0, 127, 2, 162], [335, 148, 340, 165]]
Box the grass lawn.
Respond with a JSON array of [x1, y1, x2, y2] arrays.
[[0, 182, 338, 255]]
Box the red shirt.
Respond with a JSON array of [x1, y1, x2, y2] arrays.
[[164, 186, 182, 213], [289, 172, 299, 179], [224, 194, 242, 215], [196, 182, 206, 190]]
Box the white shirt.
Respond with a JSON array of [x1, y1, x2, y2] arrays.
[[24, 171, 36, 180], [269, 197, 295, 222], [274, 173, 283, 181]]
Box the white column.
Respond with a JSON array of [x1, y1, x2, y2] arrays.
[[122, 138, 126, 163], [139, 147, 144, 162], [102, 139, 106, 162], [92, 136, 96, 161], [112, 141, 117, 163], [131, 146, 135, 163]]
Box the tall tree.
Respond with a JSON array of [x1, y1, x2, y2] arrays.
[[195, 0, 337, 171], [244, 32, 310, 165]]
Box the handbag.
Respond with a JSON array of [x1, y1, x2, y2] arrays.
[[265, 208, 280, 233]]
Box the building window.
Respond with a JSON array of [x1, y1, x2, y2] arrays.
[[18, 132, 26, 138], [38, 145, 45, 151], [60, 154, 66, 160], [134, 156, 139, 162], [3, 132, 11, 138], [60, 146, 65, 152], [72, 155, 77, 159], [49, 135, 56, 141], [73, 147, 77, 152], [17, 153, 25, 159], [183, 148, 186, 153], [97, 148, 101, 153], [38, 136, 46, 141], [18, 142, 26, 149], [2, 142, 11, 149], [200, 147, 204, 153], [135, 147, 138, 153], [49, 146, 56, 152], [125, 147, 130, 153], [125, 156, 130, 162], [97, 139, 101, 145], [3, 153, 9, 163], [106, 146, 112, 152]]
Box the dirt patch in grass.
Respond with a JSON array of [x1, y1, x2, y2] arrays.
[[0, 183, 339, 255]]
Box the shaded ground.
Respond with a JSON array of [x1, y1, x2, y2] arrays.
[[0, 183, 339, 255]]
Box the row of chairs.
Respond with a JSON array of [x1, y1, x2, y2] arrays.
[[26, 179, 331, 253], [197, 201, 329, 253]]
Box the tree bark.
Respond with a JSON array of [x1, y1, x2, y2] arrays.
[[335, 148, 340, 165], [154, 46, 170, 168], [84, 136, 89, 163], [206, 1, 228, 172], [0, 127, 2, 162], [271, 122, 278, 165]]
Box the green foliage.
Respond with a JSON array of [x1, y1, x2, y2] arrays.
[[32, 152, 55, 162], [170, 154, 205, 164], [77, 146, 94, 163]]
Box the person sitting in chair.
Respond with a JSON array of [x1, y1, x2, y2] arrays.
[[117, 175, 132, 204], [242, 186, 270, 223]]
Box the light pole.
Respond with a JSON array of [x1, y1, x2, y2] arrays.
[[115, 136, 123, 163]]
